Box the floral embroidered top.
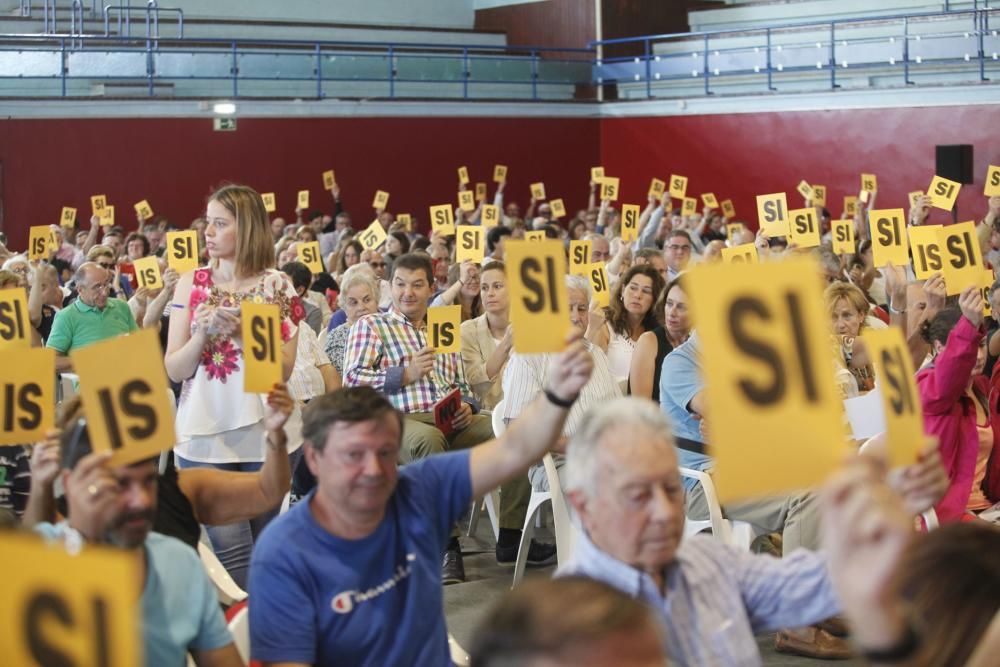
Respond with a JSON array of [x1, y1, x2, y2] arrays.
[[174, 267, 304, 463]]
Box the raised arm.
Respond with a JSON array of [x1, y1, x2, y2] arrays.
[[164, 271, 212, 382], [469, 333, 592, 498], [917, 286, 984, 414]]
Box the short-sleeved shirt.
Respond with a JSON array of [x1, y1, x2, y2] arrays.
[[659, 333, 712, 485], [33, 524, 232, 665], [248, 450, 472, 667], [45, 297, 138, 353]]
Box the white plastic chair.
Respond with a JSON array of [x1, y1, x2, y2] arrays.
[[198, 542, 248, 605], [511, 453, 578, 587], [228, 606, 250, 665], [467, 404, 505, 540], [679, 467, 756, 549], [449, 634, 470, 667]]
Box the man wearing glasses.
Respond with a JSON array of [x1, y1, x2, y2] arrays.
[[47, 262, 138, 372], [663, 230, 693, 280]]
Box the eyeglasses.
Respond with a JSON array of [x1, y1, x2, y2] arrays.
[[85, 283, 110, 293], [98, 262, 115, 270]]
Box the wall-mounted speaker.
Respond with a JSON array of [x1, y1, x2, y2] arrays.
[[935, 144, 974, 185]]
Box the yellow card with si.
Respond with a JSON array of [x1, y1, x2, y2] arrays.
[[28, 226, 50, 260], [524, 230, 545, 242], [702, 193, 719, 209], [864, 326, 924, 467], [493, 165, 508, 183], [457, 166, 470, 185], [506, 240, 571, 353], [530, 182, 546, 200], [133, 256, 163, 290], [681, 197, 698, 217], [620, 203, 640, 241], [649, 178, 666, 198], [396, 213, 412, 231], [99, 205, 115, 227], [861, 173, 878, 193], [986, 165, 1000, 197], [812, 185, 827, 206], [787, 207, 820, 248], [427, 305, 462, 353], [455, 225, 485, 263], [240, 302, 283, 394], [586, 262, 611, 308], [720, 199, 736, 219], [868, 209, 908, 268], [687, 256, 845, 503], [549, 198, 566, 219], [475, 182, 487, 202], [297, 190, 310, 209], [481, 204, 500, 227], [0, 346, 55, 444], [599, 178, 619, 201], [756, 192, 789, 238], [0, 287, 32, 349], [796, 180, 813, 200], [60, 206, 77, 227], [91, 194, 107, 215], [165, 230, 199, 273], [668, 174, 688, 199], [373, 190, 390, 209], [832, 219, 855, 255], [591, 166, 605, 181], [323, 169, 336, 190], [928, 175, 961, 211], [298, 240, 324, 273], [358, 220, 388, 250], [938, 221, 985, 295], [261, 192, 276, 213], [569, 240, 591, 274], [134, 199, 154, 220], [429, 204, 455, 236]]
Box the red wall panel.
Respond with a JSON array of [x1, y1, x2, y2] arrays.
[[600, 106, 1000, 229], [0, 116, 600, 248]]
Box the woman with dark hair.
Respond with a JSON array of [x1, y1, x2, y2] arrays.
[[586, 264, 665, 385], [628, 275, 690, 401], [329, 238, 363, 281], [384, 231, 410, 275], [432, 260, 483, 322], [917, 287, 1000, 523]]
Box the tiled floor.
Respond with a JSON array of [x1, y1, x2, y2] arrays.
[[443, 514, 862, 666]]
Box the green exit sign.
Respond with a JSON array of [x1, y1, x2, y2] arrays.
[[213, 118, 237, 131]]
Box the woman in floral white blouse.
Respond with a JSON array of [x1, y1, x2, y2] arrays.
[[166, 184, 306, 589]]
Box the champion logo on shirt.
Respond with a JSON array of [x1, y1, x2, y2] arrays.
[[330, 553, 416, 615]]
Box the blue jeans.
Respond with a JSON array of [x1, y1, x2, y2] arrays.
[[176, 448, 301, 590]]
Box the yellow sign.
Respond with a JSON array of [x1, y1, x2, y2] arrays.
[[90, 194, 107, 216], [475, 182, 487, 202], [831, 220, 855, 255], [530, 182, 547, 201], [812, 185, 827, 206], [788, 207, 820, 248], [48, 228, 60, 254], [165, 230, 199, 273], [455, 225, 485, 263], [981, 269, 995, 318], [261, 192, 276, 213], [649, 178, 666, 198], [427, 305, 462, 354], [134, 199, 154, 220], [908, 225, 944, 279], [986, 165, 1000, 197], [569, 240, 591, 274], [620, 203, 640, 242], [524, 230, 545, 242], [297, 190, 310, 209], [396, 213, 412, 231], [865, 327, 924, 467], [908, 190, 924, 208], [28, 226, 50, 260], [298, 241, 324, 274], [0, 532, 140, 667], [861, 173, 878, 193], [688, 256, 845, 503], [493, 164, 508, 183], [0, 288, 31, 350], [843, 196, 858, 217], [358, 220, 388, 251], [591, 166, 605, 181], [458, 190, 476, 213], [481, 204, 500, 227], [702, 192, 719, 209], [72, 328, 177, 466], [939, 221, 985, 295], [726, 223, 745, 243], [668, 174, 688, 199], [457, 166, 470, 185], [507, 240, 570, 354], [721, 243, 759, 264], [927, 175, 961, 211], [586, 262, 611, 308], [549, 198, 566, 219], [681, 197, 698, 217], [323, 169, 336, 190], [756, 192, 789, 238], [599, 177, 619, 202], [373, 190, 390, 210], [0, 347, 54, 445], [60, 206, 77, 228], [720, 199, 735, 220], [240, 302, 282, 394], [133, 256, 163, 290], [98, 205, 115, 227], [429, 204, 455, 236], [796, 180, 814, 200], [868, 208, 908, 268]]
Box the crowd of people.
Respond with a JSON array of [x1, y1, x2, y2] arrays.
[[1, 175, 999, 667]]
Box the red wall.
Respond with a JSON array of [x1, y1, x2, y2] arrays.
[[600, 105, 1000, 228], [0, 116, 600, 248]]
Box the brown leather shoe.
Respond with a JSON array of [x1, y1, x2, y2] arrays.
[[818, 615, 850, 638], [775, 626, 853, 660]]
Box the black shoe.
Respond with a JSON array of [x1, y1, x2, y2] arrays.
[[495, 539, 557, 567], [442, 547, 465, 585]]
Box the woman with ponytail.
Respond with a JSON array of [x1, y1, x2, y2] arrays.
[[917, 286, 1000, 522]]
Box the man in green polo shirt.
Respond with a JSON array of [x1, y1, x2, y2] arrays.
[[47, 262, 138, 371]]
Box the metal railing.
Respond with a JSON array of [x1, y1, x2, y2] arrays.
[[103, 1, 185, 41], [590, 6, 999, 98]]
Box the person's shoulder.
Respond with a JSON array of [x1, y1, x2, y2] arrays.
[[252, 501, 311, 560], [400, 450, 469, 486], [146, 531, 201, 562]]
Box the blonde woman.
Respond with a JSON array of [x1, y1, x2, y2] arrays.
[[825, 281, 876, 393]]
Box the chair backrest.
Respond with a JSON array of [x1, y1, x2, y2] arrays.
[[677, 467, 733, 543], [543, 453, 578, 567], [228, 606, 251, 665], [491, 399, 506, 436]]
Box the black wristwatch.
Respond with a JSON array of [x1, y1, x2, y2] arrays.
[[543, 388, 576, 408]]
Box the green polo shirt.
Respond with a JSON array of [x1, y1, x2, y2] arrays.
[[46, 297, 138, 354]]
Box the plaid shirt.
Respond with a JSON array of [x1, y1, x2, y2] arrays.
[[343, 305, 475, 414]]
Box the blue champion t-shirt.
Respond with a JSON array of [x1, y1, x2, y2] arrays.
[[248, 449, 472, 667]]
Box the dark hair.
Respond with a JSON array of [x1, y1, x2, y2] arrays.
[[391, 252, 434, 284], [634, 247, 662, 263], [606, 264, 666, 337], [280, 261, 312, 292], [668, 229, 692, 243], [481, 260, 505, 275], [124, 232, 150, 257], [919, 306, 963, 346], [302, 387, 402, 453], [388, 231, 411, 256], [468, 576, 661, 667], [310, 272, 339, 294], [487, 226, 513, 253], [542, 224, 561, 240], [411, 236, 432, 253], [336, 240, 364, 275], [893, 522, 1000, 666]]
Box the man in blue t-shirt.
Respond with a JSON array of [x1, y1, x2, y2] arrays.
[[248, 335, 594, 667]]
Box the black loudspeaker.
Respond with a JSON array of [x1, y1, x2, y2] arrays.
[[936, 144, 974, 184]]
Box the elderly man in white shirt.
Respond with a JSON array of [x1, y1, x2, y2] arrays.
[[502, 274, 621, 492]]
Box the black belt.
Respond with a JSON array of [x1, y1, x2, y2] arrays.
[[675, 435, 706, 456]]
